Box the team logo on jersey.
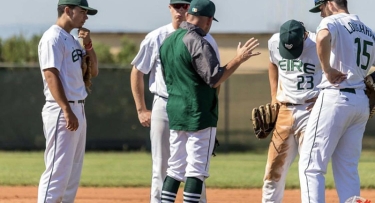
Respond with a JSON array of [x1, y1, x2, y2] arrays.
[[71, 49, 83, 63], [279, 59, 316, 74], [284, 44, 293, 49]]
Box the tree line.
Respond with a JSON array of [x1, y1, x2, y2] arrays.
[[0, 34, 137, 66]]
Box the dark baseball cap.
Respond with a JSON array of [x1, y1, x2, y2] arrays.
[[58, 0, 98, 15], [188, 0, 218, 22], [309, 0, 326, 13], [279, 20, 305, 59], [170, 0, 191, 4]]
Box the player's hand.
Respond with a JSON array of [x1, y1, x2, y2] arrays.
[[138, 110, 152, 127], [236, 38, 261, 63], [78, 27, 92, 46], [63, 109, 79, 131], [325, 68, 347, 86], [305, 96, 318, 111]]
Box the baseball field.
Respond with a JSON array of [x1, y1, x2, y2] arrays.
[[2, 34, 375, 202], [1, 152, 374, 202]]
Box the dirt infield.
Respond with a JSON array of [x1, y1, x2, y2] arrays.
[[1, 187, 374, 203]]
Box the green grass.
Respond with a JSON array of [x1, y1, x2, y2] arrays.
[[0, 151, 374, 188]]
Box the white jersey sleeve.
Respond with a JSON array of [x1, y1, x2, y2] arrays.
[[131, 33, 159, 75], [268, 33, 279, 65], [268, 32, 322, 104], [39, 35, 64, 72], [316, 13, 375, 89]]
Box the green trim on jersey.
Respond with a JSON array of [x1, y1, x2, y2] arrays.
[[160, 28, 218, 131]]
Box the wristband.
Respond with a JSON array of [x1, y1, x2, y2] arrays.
[[84, 41, 93, 50]]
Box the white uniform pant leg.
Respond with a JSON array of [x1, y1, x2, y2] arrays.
[[262, 104, 308, 203], [38, 102, 86, 203], [262, 135, 298, 203], [167, 130, 188, 182], [200, 182, 207, 203], [150, 96, 170, 203], [63, 103, 86, 203], [332, 104, 368, 203], [299, 89, 368, 203], [185, 127, 216, 180]]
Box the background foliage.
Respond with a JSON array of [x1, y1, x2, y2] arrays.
[[0, 34, 137, 65]]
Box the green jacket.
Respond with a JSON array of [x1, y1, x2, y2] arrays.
[[160, 22, 223, 131]]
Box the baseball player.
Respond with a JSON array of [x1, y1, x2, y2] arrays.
[[299, 0, 375, 202], [159, 0, 260, 202], [130, 0, 220, 202], [37, 0, 98, 202], [262, 20, 322, 203]]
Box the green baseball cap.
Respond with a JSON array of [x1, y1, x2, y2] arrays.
[[309, 0, 326, 13], [170, 0, 191, 4], [58, 0, 98, 15], [279, 20, 305, 59], [188, 0, 218, 22]]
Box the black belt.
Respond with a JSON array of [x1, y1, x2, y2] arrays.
[[69, 100, 85, 104], [339, 88, 356, 94], [154, 94, 168, 100], [47, 100, 84, 104], [322, 88, 356, 94], [281, 103, 302, 107]]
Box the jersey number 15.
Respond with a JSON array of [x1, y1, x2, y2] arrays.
[[355, 38, 373, 70]]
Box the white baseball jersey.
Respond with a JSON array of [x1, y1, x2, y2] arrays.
[[38, 25, 87, 101], [316, 13, 375, 89], [131, 23, 220, 98], [268, 32, 322, 104]]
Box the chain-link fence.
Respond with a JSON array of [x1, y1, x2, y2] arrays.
[[1, 65, 374, 151]]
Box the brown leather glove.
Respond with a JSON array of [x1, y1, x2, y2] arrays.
[[81, 55, 92, 92], [252, 103, 279, 139]]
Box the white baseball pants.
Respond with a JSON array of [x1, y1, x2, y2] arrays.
[[299, 88, 369, 203], [38, 101, 86, 203]]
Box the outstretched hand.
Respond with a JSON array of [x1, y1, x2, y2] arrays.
[[237, 38, 261, 62]]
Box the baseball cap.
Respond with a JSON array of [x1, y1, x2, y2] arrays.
[[58, 0, 98, 15], [170, 0, 191, 4], [309, 0, 326, 13], [188, 0, 218, 22], [279, 20, 305, 59]]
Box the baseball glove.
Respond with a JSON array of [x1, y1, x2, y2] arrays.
[[81, 54, 92, 92], [252, 103, 280, 139], [364, 71, 375, 119]]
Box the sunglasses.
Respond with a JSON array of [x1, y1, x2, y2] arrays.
[[172, 4, 189, 10]]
